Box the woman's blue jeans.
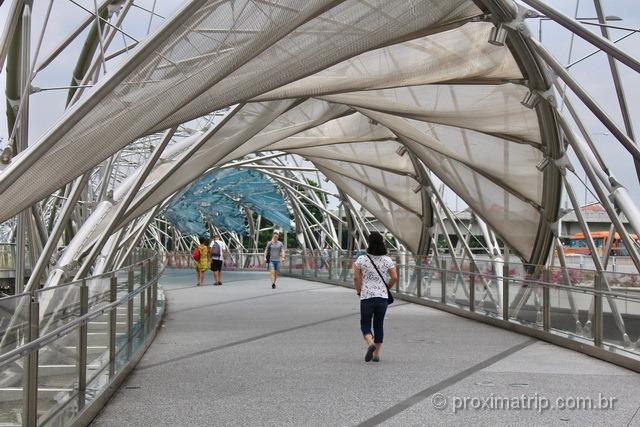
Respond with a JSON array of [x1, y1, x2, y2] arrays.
[[360, 297, 388, 343]]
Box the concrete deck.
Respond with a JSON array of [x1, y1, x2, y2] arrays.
[[92, 269, 640, 426]]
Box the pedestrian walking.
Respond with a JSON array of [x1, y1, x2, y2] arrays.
[[264, 230, 285, 289], [209, 234, 228, 286], [353, 232, 397, 362], [193, 236, 209, 287]]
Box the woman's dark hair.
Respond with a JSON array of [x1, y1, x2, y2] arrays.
[[366, 232, 387, 256], [199, 236, 208, 245]]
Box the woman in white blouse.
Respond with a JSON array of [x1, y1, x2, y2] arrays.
[[353, 232, 397, 362]]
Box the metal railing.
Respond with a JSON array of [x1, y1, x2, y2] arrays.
[[0, 249, 164, 427], [162, 249, 640, 273], [164, 250, 268, 271], [282, 253, 640, 372]]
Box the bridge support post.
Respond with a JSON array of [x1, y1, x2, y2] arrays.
[[78, 280, 88, 409], [151, 255, 158, 319], [23, 293, 39, 427], [594, 272, 603, 347], [127, 268, 133, 358], [416, 256, 422, 298], [502, 263, 509, 321], [146, 260, 153, 330], [440, 260, 446, 304], [542, 269, 551, 332], [139, 263, 146, 341], [109, 275, 117, 375], [469, 263, 475, 312]]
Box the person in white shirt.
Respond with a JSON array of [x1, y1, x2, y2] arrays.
[[353, 232, 397, 362], [209, 235, 228, 286]]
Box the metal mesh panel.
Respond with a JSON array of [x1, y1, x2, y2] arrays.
[[311, 158, 422, 214], [319, 167, 423, 252], [154, 0, 481, 131], [267, 112, 396, 150], [253, 22, 522, 101], [123, 100, 348, 223], [406, 139, 542, 259], [0, 0, 560, 268], [215, 100, 351, 166], [0, 0, 340, 223], [286, 140, 415, 174], [321, 83, 542, 144], [358, 108, 545, 204]]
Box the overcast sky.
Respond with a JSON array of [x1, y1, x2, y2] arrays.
[[529, 0, 640, 207], [0, 0, 639, 211]]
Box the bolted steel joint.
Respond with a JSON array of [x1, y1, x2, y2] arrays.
[[395, 145, 408, 157], [1, 146, 13, 164], [488, 24, 509, 46]]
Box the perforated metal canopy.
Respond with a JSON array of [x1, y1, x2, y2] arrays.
[[0, 0, 566, 265]]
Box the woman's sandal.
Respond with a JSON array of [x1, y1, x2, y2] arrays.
[[372, 356, 380, 362], [365, 344, 376, 362]]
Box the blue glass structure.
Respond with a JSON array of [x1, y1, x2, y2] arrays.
[[165, 168, 291, 236]]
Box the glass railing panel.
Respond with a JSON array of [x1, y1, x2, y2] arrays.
[[507, 278, 543, 328], [0, 253, 161, 427], [85, 276, 113, 386], [0, 293, 30, 425], [343, 258, 354, 283], [601, 289, 639, 351], [35, 284, 81, 425], [291, 255, 303, 275], [473, 273, 500, 316], [420, 266, 442, 301], [315, 256, 331, 280], [600, 291, 640, 356], [0, 293, 30, 355], [36, 282, 81, 334], [112, 269, 131, 362], [548, 283, 594, 342], [398, 264, 416, 295], [444, 265, 470, 309]]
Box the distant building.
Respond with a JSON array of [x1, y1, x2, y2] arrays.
[[558, 202, 632, 237], [331, 203, 632, 251]]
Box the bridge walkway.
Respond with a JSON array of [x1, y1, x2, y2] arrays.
[[91, 269, 640, 426]]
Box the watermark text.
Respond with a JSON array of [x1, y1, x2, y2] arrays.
[[431, 392, 617, 413]]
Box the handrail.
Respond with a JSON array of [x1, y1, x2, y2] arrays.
[[164, 249, 640, 277], [0, 250, 165, 427], [0, 267, 161, 367], [283, 253, 640, 372], [401, 266, 640, 303], [3, 255, 157, 300]]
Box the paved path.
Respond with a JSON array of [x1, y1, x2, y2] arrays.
[[92, 269, 640, 426]]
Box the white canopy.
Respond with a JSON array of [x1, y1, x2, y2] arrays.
[[0, 0, 561, 262]]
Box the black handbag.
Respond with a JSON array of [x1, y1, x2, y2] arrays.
[[365, 254, 394, 304], [265, 243, 271, 265]]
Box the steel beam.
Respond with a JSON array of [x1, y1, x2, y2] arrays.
[[74, 128, 175, 279], [0, 0, 25, 73], [0, 0, 210, 193], [520, 0, 640, 73], [26, 174, 91, 291], [530, 38, 640, 165]]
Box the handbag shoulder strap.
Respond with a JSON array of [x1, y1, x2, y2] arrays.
[[365, 254, 388, 289]]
